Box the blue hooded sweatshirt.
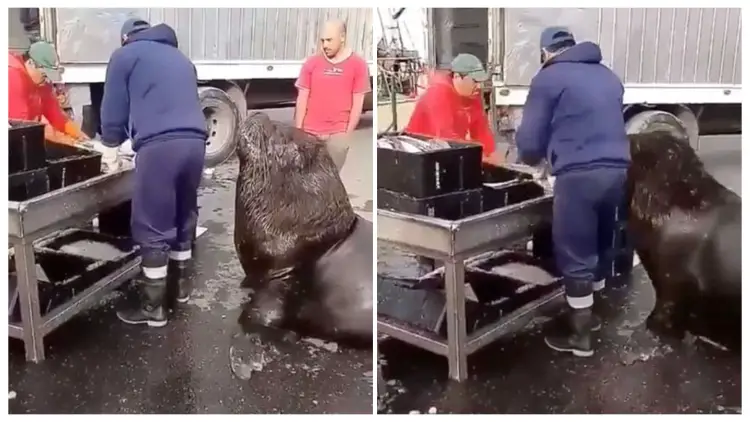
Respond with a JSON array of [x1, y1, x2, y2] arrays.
[[100, 24, 207, 151], [515, 41, 631, 176]]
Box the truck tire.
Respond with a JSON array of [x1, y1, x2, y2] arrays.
[[199, 86, 240, 168], [625, 110, 689, 142]]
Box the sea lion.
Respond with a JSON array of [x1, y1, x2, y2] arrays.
[[230, 112, 373, 378], [627, 130, 741, 351]]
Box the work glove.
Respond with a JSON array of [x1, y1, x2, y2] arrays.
[[81, 141, 123, 174], [63, 121, 89, 141], [99, 145, 123, 173]]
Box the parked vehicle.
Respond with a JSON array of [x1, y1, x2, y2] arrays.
[[409, 8, 742, 148]]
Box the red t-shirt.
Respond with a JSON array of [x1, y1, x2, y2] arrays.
[[295, 53, 371, 136], [404, 72, 495, 156]]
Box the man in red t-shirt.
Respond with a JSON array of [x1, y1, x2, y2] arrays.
[[295, 19, 371, 171], [405, 53, 503, 166]]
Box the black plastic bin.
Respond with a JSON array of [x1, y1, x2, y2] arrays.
[[44, 143, 103, 190], [37, 229, 136, 261], [481, 181, 547, 212], [9, 120, 47, 174], [377, 133, 483, 198], [482, 164, 532, 184], [9, 167, 51, 201], [8, 250, 124, 323], [378, 188, 482, 220]]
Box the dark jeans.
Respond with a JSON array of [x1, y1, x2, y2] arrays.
[[131, 138, 206, 270], [552, 167, 628, 300]]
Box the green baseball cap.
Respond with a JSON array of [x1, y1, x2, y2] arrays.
[[450, 53, 489, 82], [28, 41, 62, 82]]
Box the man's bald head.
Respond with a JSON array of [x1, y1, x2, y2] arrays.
[[321, 19, 347, 58]]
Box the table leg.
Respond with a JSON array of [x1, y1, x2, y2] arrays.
[[444, 259, 468, 381], [13, 240, 46, 362], [377, 364, 386, 396]]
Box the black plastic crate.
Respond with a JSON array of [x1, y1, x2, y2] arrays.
[[377, 266, 560, 335], [8, 249, 134, 323], [466, 251, 560, 303], [377, 275, 446, 333], [97, 200, 133, 238], [481, 181, 546, 212], [44, 143, 102, 190], [377, 133, 482, 198], [9, 167, 51, 201], [36, 229, 137, 263], [482, 164, 532, 184], [9, 120, 47, 174], [378, 188, 482, 220]]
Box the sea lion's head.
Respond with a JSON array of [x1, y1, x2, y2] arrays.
[[236, 112, 327, 177]]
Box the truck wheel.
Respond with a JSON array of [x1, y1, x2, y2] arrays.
[[625, 110, 689, 142], [199, 86, 240, 168]]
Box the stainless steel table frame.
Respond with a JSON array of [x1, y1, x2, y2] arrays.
[[377, 185, 562, 382], [8, 169, 138, 362]]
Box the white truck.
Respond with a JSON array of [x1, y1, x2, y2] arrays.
[[400, 8, 742, 149], [10, 7, 374, 167]]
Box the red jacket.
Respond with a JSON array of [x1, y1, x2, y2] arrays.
[[8, 53, 68, 132], [404, 72, 495, 156]]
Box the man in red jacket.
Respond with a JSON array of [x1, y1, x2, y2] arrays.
[[9, 41, 87, 145], [405, 53, 503, 165]]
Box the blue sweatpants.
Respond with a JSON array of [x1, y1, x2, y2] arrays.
[[131, 138, 206, 274], [552, 167, 628, 308]]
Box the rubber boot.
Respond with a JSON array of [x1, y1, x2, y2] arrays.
[[544, 307, 595, 357], [168, 255, 193, 304], [590, 296, 604, 332], [116, 277, 168, 328], [590, 279, 606, 332]]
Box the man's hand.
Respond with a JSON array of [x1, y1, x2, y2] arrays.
[[63, 121, 89, 142], [82, 141, 123, 173], [482, 150, 505, 167], [100, 145, 123, 173]]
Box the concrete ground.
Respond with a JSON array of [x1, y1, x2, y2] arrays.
[[378, 134, 742, 414], [8, 107, 374, 414]]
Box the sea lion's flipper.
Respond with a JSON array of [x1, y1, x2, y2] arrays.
[[646, 299, 688, 343], [229, 280, 298, 380]]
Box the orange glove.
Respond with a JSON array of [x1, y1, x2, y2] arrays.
[[63, 121, 89, 141], [40, 116, 79, 146], [44, 124, 78, 147], [482, 150, 505, 167]]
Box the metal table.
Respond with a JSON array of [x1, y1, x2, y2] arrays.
[[377, 178, 563, 382], [8, 168, 139, 362]]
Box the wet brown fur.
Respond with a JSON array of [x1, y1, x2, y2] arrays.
[[234, 112, 357, 286], [627, 130, 741, 351]]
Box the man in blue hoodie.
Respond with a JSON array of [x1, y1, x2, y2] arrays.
[[99, 18, 207, 328], [515, 27, 631, 357]]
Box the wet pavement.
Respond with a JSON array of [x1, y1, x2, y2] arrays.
[[8, 107, 374, 414], [377, 135, 742, 414]]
